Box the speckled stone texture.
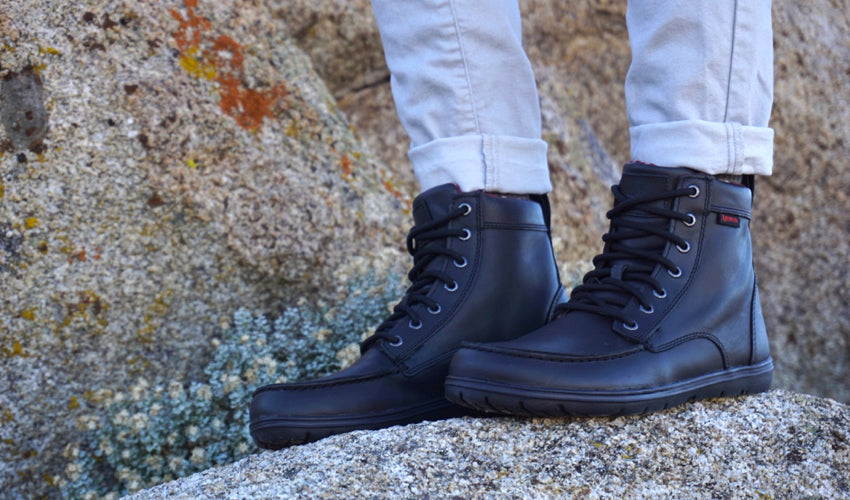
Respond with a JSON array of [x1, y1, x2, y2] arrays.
[[0, 0, 407, 497], [3, 0, 850, 498], [289, 0, 850, 400], [127, 391, 850, 499]]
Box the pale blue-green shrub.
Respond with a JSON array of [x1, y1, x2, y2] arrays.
[[60, 272, 403, 499]]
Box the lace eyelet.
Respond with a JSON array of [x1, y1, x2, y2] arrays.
[[408, 320, 423, 330], [640, 304, 654, 314], [459, 228, 471, 241], [428, 304, 441, 315], [688, 185, 700, 198], [389, 336, 403, 347], [453, 256, 468, 268], [668, 267, 682, 278], [458, 203, 472, 216], [684, 214, 696, 227], [653, 288, 667, 299], [677, 241, 690, 253], [623, 320, 639, 331], [444, 281, 458, 292]]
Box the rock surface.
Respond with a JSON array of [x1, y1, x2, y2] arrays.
[[128, 391, 850, 499], [289, 0, 850, 401], [0, 0, 407, 496], [2, 0, 849, 498]]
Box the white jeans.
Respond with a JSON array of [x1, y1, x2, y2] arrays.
[[371, 0, 774, 194]]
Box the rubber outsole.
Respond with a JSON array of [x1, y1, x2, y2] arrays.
[[250, 399, 473, 449], [444, 358, 774, 417]]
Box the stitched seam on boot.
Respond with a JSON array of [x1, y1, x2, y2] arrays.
[[638, 181, 707, 344], [465, 344, 645, 363], [254, 370, 400, 392], [749, 279, 758, 365], [709, 205, 751, 219], [397, 194, 483, 364], [401, 349, 456, 377], [482, 222, 548, 231], [545, 285, 567, 322], [648, 332, 730, 369]]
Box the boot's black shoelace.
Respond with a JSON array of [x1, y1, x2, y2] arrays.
[[556, 184, 698, 328], [361, 205, 470, 351]]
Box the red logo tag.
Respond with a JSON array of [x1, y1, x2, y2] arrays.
[[717, 213, 741, 227]]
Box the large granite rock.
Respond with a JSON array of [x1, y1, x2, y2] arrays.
[[128, 391, 850, 499], [0, 0, 407, 497], [3, 0, 849, 497], [286, 0, 850, 401], [759, 0, 850, 402]]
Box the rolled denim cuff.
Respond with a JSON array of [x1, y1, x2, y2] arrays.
[[409, 134, 552, 194], [630, 120, 774, 176]]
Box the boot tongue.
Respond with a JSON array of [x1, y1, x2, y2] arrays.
[[412, 183, 460, 226], [618, 162, 675, 205], [613, 163, 678, 237]]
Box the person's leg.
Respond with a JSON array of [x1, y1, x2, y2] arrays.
[[446, 0, 775, 416], [371, 0, 551, 194], [250, 0, 564, 448], [626, 0, 774, 177]]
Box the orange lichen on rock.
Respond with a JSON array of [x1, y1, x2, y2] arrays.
[[341, 154, 353, 176], [64, 245, 100, 264], [68, 248, 87, 264], [383, 180, 412, 214], [170, 0, 288, 131], [169, 0, 210, 59]]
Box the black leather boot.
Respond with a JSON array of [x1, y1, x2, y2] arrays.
[[445, 163, 773, 416], [250, 184, 566, 448]]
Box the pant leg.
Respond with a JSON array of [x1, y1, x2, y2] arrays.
[[370, 0, 551, 194], [625, 0, 774, 176]]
